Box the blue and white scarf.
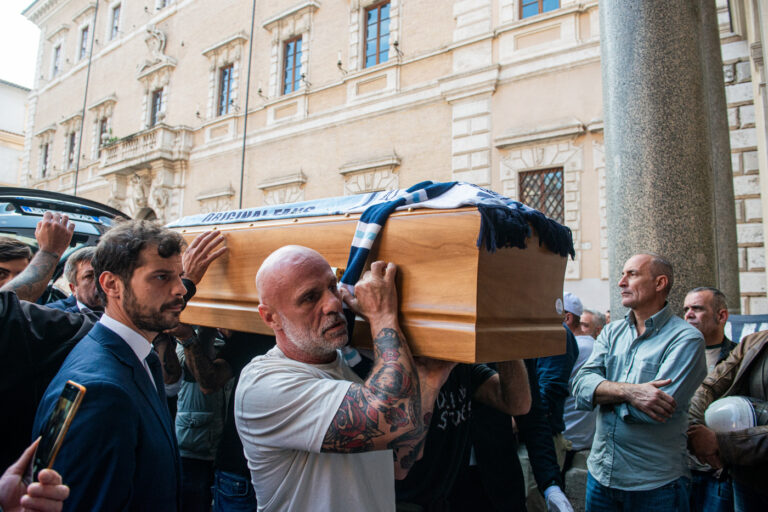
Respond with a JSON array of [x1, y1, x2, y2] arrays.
[[338, 180, 573, 290], [335, 181, 574, 366]]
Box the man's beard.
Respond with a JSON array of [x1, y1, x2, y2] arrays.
[[124, 283, 183, 333], [79, 289, 104, 311], [279, 312, 348, 359]]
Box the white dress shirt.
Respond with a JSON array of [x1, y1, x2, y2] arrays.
[[99, 314, 158, 391]]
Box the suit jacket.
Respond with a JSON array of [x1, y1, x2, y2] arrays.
[[33, 323, 181, 511], [45, 294, 79, 313]]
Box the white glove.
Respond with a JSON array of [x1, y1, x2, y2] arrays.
[[544, 485, 573, 512]]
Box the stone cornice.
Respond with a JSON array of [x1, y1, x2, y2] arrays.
[[262, 1, 320, 30], [495, 119, 586, 148], [339, 153, 401, 175], [258, 171, 307, 189], [46, 23, 70, 42], [0, 129, 25, 145], [196, 186, 235, 201], [34, 124, 57, 137], [72, 3, 97, 24], [59, 111, 82, 126], [202, 33, 249, 57], [137, 59, 177, 81], [23, 0, 65, 26], [438, 65, 500, 103], [586, 119, 603, 132], [88, 94, 118, 111]]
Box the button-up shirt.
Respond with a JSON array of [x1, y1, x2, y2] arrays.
[[100, 314, 158, 391], [571, 303, 706, 491]]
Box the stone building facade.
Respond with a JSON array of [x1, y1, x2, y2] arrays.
[[722, 0, 768, 313], [0, 79, 30, 186], [19, 0, 768, 312]]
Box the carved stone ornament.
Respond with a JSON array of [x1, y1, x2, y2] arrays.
[[151, 185, 170, 211], [137, 25, 176, 77], [146, 25, 167, 61], [131, 174, 151, 210]]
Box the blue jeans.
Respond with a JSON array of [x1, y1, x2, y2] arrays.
[[212, 470, 257, 512], [690, 470, 733, 512], [586, 472, 690, 512], [733, 481, 768, 512]]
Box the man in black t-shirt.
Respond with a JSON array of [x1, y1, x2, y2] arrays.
[[176, 328, 274, 511], [395, 361, 530, 511]]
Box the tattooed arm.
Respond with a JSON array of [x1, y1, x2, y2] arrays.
[[0, 212, 74, 301], [167, 324, 232, 393], [473, 360, 531, 416], [323, 261, 449, 478], [153, 333, 181, 385]]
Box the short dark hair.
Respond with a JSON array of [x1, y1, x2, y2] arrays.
[[64, 246, 96, 285], [92, 220, 185, 302], [641, 252, 674, 297], [0, 236, 32, 262], [688, 286, 727, 312]]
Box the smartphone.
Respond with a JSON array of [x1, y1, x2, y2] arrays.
[[30, 380, 86, 481]]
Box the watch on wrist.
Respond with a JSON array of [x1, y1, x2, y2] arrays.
[[177, 333, 198, 348]]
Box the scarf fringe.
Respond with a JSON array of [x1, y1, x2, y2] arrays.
[[476, 204, 575, 259]]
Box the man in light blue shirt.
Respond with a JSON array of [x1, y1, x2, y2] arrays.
[[572, 253, 706, 512]]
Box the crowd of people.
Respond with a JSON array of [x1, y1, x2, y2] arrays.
[[0, 212, 766, 512]]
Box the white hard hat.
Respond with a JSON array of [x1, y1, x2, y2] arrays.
[[705, 396, 768, 432]]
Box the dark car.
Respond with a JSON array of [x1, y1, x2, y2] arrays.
[[0, 187, 128, 302]]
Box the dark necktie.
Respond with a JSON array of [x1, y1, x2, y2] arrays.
[[145, 349, 167, 402]]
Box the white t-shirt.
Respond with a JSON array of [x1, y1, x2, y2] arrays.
[[234, 346, 395, 512]]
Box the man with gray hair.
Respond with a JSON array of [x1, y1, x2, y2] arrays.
[[579, 309, 606, 339], [572, 253, 706, 511], [47, 246, 102, 313]]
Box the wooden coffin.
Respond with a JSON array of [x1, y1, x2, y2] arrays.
[[174, 207, 567, 363]]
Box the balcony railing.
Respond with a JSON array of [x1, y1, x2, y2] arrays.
[[100, 124, 193, 175]]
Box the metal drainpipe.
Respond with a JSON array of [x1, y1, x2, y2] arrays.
[[73, 1, 99, 196], [238, 0, 257, 209]]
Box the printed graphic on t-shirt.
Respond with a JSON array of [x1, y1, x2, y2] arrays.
[[435, 385, 470, 430]]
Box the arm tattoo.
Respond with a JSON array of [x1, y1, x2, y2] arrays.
[[322, 327, 426, 454], [185, 340, 224, 390], [0, 250, 59, 302], [160, 341, 181, 384]]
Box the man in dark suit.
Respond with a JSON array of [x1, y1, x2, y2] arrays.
[[33, 220, 190, 511], [46, 246, 102, 314]]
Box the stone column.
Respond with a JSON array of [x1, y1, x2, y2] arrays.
[[700, 0, 741, 312], [601, 0, 717, 317]]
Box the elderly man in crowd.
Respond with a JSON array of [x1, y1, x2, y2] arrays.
[[579, 308, 606, 339], [46, 246, 102, 313], [572, 253, 706, 511], [235, 245, 456, 511]]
